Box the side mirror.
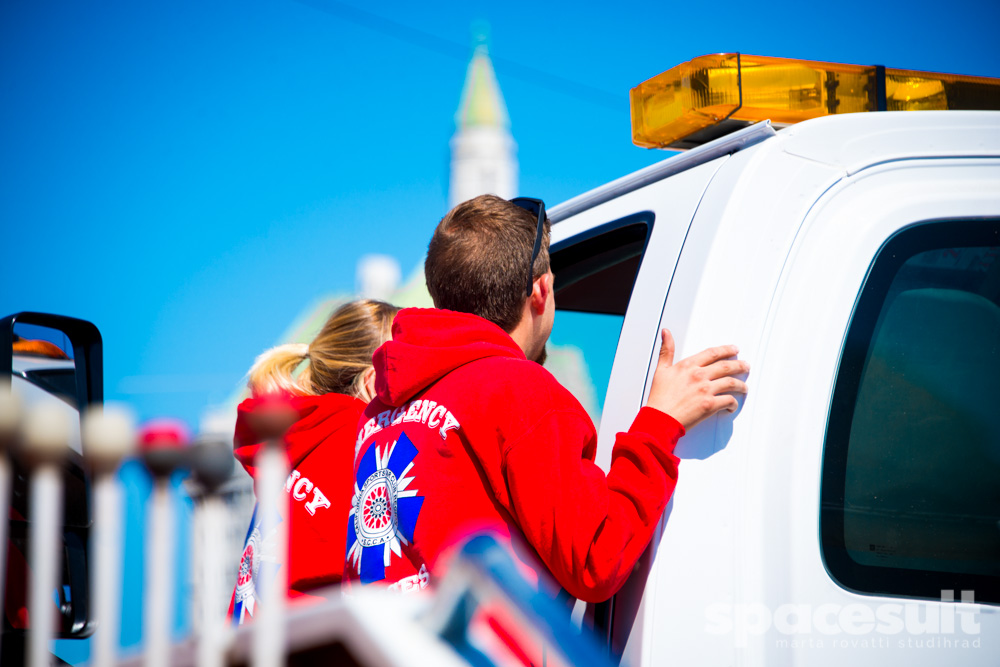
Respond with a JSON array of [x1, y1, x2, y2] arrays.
[[1, 311, 103, 639]]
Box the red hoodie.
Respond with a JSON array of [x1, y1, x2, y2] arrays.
[[343, 308, 683, 603], [228, 392, 364, 625]]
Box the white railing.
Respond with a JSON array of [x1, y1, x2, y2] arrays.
[[0, 388, 611, 667]]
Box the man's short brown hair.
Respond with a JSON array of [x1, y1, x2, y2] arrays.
[[425, 194, 551, 333]]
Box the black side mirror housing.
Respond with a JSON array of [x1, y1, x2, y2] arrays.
[[1, 311, 103, 639]]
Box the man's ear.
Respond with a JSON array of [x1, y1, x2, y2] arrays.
[[530, 273, 551, 314]]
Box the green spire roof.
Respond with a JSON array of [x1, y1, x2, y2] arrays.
[[456, 43, 509, 129]]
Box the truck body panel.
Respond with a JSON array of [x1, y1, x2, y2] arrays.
[[549, 111, 1000, 665]]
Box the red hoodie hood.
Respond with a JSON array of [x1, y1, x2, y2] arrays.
[[233, 392, 365, 477], [373, 308, 525, 407]]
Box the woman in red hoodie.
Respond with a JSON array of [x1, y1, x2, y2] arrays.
[[228, 299, 398, 625]]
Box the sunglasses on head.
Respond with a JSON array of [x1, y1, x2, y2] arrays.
[[510, 197, 547, 297]]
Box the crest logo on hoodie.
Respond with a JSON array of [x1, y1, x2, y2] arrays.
[[347, 432, 424, 583], [231, 503, 283, 626]]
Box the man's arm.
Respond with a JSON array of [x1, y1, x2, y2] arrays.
[[502, 329, 748, 602]]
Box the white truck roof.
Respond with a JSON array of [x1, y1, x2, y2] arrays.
[[552, 111, 1000, 225]]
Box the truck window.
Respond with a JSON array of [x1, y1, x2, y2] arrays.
[[821, 219, 1000, 604], [549, 214, 652, 423]]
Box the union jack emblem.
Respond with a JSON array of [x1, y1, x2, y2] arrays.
[[347, 431, 423, 583], [231, 503, 283, 625]]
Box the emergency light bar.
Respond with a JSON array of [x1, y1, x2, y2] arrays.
[[631, 53, 1000, 150]]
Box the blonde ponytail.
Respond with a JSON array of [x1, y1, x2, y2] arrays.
[[246, 299, 399, 401], [247, 343, 311, 397]]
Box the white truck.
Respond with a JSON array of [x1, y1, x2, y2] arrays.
[[93, 54, 1000, 667], [546, 54, 1000, 666]]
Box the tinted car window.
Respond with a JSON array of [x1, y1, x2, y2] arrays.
[[822, 220, 1000, 603], [549, 213, 652, 426]]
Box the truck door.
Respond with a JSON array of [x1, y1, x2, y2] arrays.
[[550, 157, 729, 467], [547, 155, 730, 649], [741, 159, 1000, 666]]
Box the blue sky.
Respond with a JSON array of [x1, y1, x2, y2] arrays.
[[2, 0, 999, 662], [4, 0, 998, 430]]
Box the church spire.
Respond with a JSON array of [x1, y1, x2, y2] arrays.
[[455, 40, 510, 129], [449, 24, 518, 209]]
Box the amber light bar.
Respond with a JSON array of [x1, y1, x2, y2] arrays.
[[631, 53, 1000, 150]]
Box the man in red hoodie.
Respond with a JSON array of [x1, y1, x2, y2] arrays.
[[345, 195, 749, 602]]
